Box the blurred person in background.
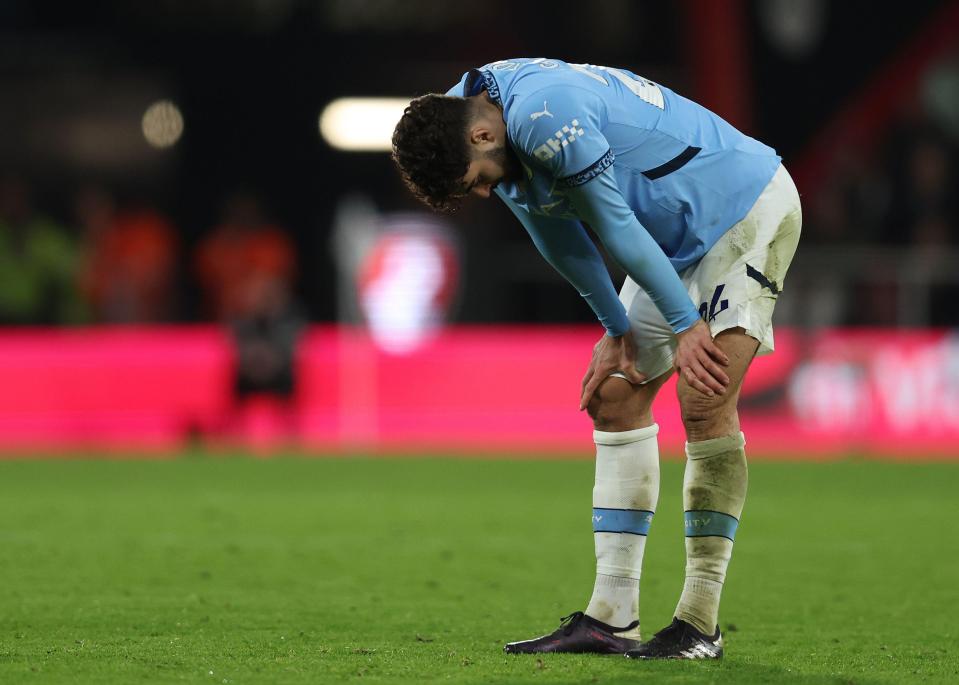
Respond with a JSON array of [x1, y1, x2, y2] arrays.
[[230, 276, 304, 400], [884, 116, 957, 248], [195, 193, 296, 323], [806, 149, 889, 246], [832, 113, 959, 327], [195, 193, 303, 404], [76, 187, 178, 323], [885, 117, 959, 325], [393, 58, 801, 660], [0, 176, 85, 325]]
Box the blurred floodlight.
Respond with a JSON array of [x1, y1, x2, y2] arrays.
[[142, 100, 184, 149], [319, 98, 411, 151]]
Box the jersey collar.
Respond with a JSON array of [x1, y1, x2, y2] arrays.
[[464, 68, 502, 106]]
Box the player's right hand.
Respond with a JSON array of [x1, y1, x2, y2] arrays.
[[579, 333, 647, 411]]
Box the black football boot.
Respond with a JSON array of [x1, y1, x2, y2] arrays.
[[504, 612, 642, 655], [624, 617, 723, 659]]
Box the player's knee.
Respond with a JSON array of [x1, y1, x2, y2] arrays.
[[587, 377, 650, 432], [678, 385, 736, 440]]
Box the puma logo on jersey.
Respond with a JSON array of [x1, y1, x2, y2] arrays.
[[529, 101, 553, 120], [532, 119, 585, 161]]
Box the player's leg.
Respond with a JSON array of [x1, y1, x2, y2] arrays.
[[504, 279, 676, 655], [626, 328, 755, 661], [628, 164, 801, 660], [675, 327, 755, 631], [504, 371, 670, 655], [579, 280, 678, 642], [584, 371, 671, 630]]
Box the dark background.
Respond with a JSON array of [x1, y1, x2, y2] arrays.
[[1, 0, 956, 324]]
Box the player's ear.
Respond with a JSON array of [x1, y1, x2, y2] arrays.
[[469, 124, 495, 146]]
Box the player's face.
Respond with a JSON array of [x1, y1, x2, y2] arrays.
[[459, 143, 521, 200], [458, 105, 520, 200]]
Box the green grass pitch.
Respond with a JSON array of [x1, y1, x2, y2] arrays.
[[0, 455, 957, 684]]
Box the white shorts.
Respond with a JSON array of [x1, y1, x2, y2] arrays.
[[619, 163, 802, 382]]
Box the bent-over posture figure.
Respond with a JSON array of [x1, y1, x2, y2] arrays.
[[392, 57, 801, 660]]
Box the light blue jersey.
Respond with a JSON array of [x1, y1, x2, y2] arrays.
[[447, 58, 781, 336]]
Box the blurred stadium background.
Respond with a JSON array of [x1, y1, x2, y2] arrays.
[[3, 2, 959, 683], [1, 0, 958, 457]]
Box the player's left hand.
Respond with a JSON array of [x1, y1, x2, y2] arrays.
[[579, 333, 646, 411], [674, 319, 730, 397]]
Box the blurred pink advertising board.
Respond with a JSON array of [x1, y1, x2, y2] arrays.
[[0, 326, 956, 458]]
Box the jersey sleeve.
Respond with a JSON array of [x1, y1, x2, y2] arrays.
[[508, 85, 612, 182], [495, 188, 631, 337], [565, 168, 702, 334]]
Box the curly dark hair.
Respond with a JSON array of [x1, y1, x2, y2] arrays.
[[392, 94, 472, 212]]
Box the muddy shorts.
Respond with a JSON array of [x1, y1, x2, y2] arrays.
[[618, 163, 802, 382]]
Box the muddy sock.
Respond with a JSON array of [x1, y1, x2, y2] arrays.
[[674, 432, 747, 635]]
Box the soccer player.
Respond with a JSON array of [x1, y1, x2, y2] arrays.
[[391, 58, 800, 659]]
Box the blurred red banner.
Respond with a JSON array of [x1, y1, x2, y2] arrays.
[[0, 326, 957, 458]]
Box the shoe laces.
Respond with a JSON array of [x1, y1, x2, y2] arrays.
[[558, 612, 586, 636], [651, 617, 687, 643]]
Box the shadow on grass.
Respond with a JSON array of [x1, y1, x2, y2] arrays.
[[470, 653, 891, 685]]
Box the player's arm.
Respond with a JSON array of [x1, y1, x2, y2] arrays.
[[565, 167, 730, 399], [565, 168, 699, 334], [495, 190, 631, 337], [495, 190, 647, 393], [510, 85, 699, 333], [509, 84, 728, 401]]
